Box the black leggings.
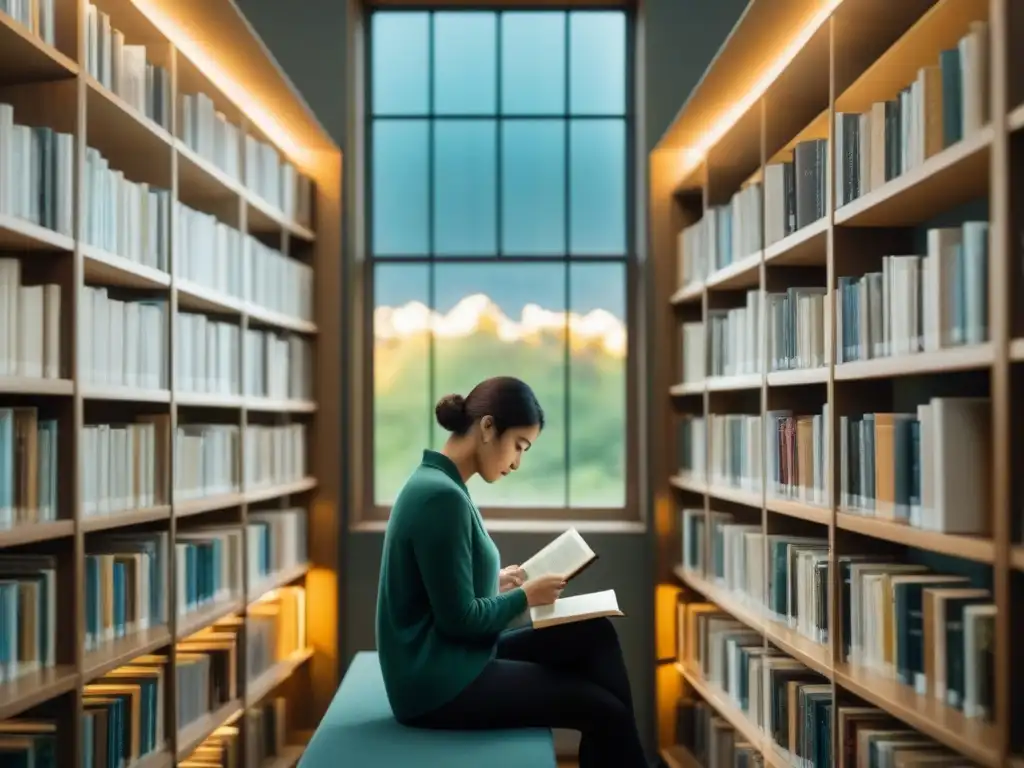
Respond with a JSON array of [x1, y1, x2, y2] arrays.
[[408, 617, 648, 768]]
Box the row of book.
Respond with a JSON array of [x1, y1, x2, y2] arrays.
[[836, 222, 989, 363], [0, 407, 59, 527], [84, 146, 172, 272], [244, 136, 315, 227], [178, 619, 242, 731], [247, 237, 314, 323], [680, 516, 996, 721], [840, 397, 990, 535], [764, 138, 828, 248], [244, 423, 309, 491], [708, 290, 762, 377], [247, 585, 307, 680], [676, 416, 706, 482], [247, 511, 308, 588], [85, 3, 172, 131], [679, 322, 705, 384], [244, 329, 313, 401], [83, 656, 168, 767], [1, 0, 55, 46], [81, 417, 169, 517], [766, 405, 829, 505], [676, 183, 762, 288], [180, 696, 298, 768], [176, 313, 243, 396], [0, 553, 56, 682], [84, 531, 169, 652], [81, 288, 168, 390], [176, 527, 243, 618], [708, 413, 761, 492], [835, 22, 989, 208], [0, 104, 75, 238], [175, 424, 240, 502], [766, 286, 827, 373], [180, 92, 243, 182]]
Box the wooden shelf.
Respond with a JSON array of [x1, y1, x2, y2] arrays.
[[0, 519, 73, 548], [669, 473, 706, 495], [670, 282, 704, 305], [763, 217, 827, 266], [705, 374, 761, 392], [0, 214, 75, 251], [704, 252, 761, 290], [705, 484, 761, 509], [766, 367, 827, 387], [833, 344, 994, 380], [82, 245, 171, 289], [0, 665, 78, 720], [176, 698, 243, 761], [0, 11, 77, 82], [247, 648, 314, 706], [669, 381, 704, 397], [765, 496, 831, 525], [676, 663, 764, 749], [176, 596, 244, 640], [836, 510, 996, 563], [249, 562, 311, 604], [245, 477, 317, 504], [82, 626, 172, 682], [80, 505, 172, 533]]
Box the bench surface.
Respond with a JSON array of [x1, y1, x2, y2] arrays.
[[299, 651, 556, 767]]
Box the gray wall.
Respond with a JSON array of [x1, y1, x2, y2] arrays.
[[235, 0, 747, 755]]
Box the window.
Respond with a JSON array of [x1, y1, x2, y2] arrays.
[[368, 9, 631, 514]]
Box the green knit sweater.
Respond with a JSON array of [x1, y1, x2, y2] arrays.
[[375, 450, 528, 722]]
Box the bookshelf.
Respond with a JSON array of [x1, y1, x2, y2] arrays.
[[651, 0, 1022, 766], [0, 0, 341, 766]]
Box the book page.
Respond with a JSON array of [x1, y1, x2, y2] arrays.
[[520, 528, 596, 580], [529, 589, 622, 629]]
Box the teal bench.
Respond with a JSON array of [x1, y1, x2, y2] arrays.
[[300, 651, 557, 767]]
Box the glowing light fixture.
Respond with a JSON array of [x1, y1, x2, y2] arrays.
[[674, 0, 843, 182], [131, 0, 317, 169]]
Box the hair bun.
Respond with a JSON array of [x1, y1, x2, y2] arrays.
[[435, 393, 470, 434]]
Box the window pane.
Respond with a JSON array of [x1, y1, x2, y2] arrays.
[[373, 120, 430, 255], [502, 120, 565, 255], [433, 12, 497, 115], [501, 12, 565, 115], [372, 13, 429, 115], [569, 12, 626, 115], [568, 263, 626, 507], [432, 263, 566, 506], [434, 120, 497, 256], [374, 264, 432, 504], [569, 119, 626, 255]]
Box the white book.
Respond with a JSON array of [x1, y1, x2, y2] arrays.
[[520, 527, 596, 582], [529, 589, 623, 630]]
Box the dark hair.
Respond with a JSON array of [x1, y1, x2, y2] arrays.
[[435, 376, 545, 437]]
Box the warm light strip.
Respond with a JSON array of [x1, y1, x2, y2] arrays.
[[131, 0, 318, 169], [674, 0, 843, 182]]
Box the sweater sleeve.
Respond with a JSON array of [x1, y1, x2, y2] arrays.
[[412, 490, 528, 640]]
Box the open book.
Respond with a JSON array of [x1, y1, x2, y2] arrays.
[[521, 528, 596, 582], [530, 589, 623, 630]]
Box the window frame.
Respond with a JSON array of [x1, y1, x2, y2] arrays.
[[360, 5, 640, 523]]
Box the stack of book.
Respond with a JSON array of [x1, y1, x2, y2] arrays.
[[0, 104, 74, 237], [0, 554, 57, 682], [243, 136, 314, 225], [178, 92, 243, 181], [708, 413, 761, 491], [177, 620, 242, 729], [244, 237, 314, 322], [764, 139, 828, 246], [673, 699, 762, 767], [179, 725, 240, 768], [85, 3, 172, 129], [243, 424, 307, 490], [174, 202, 245, 297], [83, 656, 168, 766], [835, 222, 990, 363], [0, 260, 62, 381], [84, 531, 169, 650], [839, 398, 990, 535], [174, 424, 241, 501], [81, 415, 169, 517], [247, 509, 308, 587], [708, 290, 762, 377], [175, 313, 242, 395], [83, 147, 171, 270], [247, 585, 307, 679], [765, 405, 829, 505], [834, 22, 989, 207], [0, 408, 59, 527], [80, 289, 168, 389], [175, 528, 243, 618]]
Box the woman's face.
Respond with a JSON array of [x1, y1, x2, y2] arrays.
[[477, 420, 541, 484]]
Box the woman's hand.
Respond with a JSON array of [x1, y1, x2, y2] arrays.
[[522, 574, 567, 607], [499, 565, 526, 593]]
